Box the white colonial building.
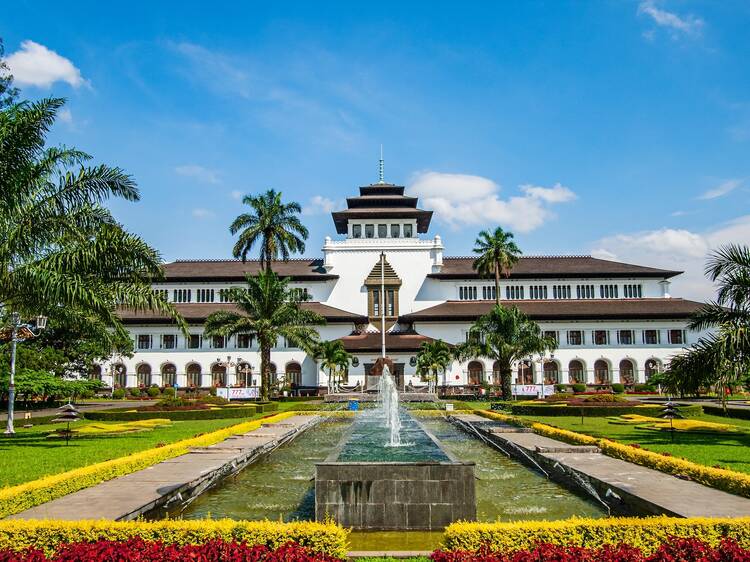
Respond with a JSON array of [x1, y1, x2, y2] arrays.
[[101, 179, 705, 394]]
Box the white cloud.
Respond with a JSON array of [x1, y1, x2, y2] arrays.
[[175, 164, 220, 184], [590, 215, 750, 301], [6, 40, 86, 88], [58, 108, 73, 124], [697, 179, 742, 200], [191, 208, 215, 219], [407, 172, 576, 233], [230, 190, 243, 200], [637, 1, 704, 38], [302, 195, 344, 216]]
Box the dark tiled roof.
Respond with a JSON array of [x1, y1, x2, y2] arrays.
[[400, 298, 705, 322], [160, 259, 337, 282], [119, 302, 367, 324], [336, 331, 437, 352], [331, 208, 432, 234], [430, 256, 681, 279]]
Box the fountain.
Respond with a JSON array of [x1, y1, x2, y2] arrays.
[[315, 366, 476, 530]]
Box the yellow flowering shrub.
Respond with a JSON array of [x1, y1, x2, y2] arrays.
[[608, 414, 743, 433], [0, 519, 349, 558], [0, 411, 299, 518], [441, 517, 750, 554]]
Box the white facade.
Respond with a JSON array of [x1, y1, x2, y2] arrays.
[[103, 180, 703, 393]]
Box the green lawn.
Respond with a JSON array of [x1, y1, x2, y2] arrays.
[[515, 413, 750, 475], [0, 417, 259, 488]]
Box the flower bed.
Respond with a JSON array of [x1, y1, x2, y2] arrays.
[[508, 403, 702, 417], [440, 516, 750, 555], [0, 411, 297, 518], [433, 536, 750, 561], [0, 520, 348, 558]]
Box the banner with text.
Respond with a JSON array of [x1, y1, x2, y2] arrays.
[[511, 384, 555, 397], [216, 387, 260, 400]]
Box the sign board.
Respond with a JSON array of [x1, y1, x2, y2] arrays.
[[511, 384, 555, 397], [216, 387, 260, 400]]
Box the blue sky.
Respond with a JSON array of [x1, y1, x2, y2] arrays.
[[3, 1, 749, 299]]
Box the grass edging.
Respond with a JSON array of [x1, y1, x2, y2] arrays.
[[0, 411, 298, 518], [441, 516, 750, 554], [0, 519, 349, 558], [476, 410, 750, 498]]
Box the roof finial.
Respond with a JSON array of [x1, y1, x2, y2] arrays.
[[378, 144, 385, 184]]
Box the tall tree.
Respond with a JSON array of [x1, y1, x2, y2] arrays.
[[0, 38, 19, 109], [666, 244, 750, 411], [230, 189, 308, 271], [455, 305, 555, 400], [313, 340, 351, 393], [472, 227, 522, 305], [0, 97, 184, 340], [203, 271, 324, 400], [415, 339, 453, 393]]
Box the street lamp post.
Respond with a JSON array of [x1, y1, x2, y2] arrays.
[[215, 355, 242, 401], [5, 313, 47, 435]]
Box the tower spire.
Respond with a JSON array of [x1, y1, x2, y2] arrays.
[[378, 145, 385, 184]]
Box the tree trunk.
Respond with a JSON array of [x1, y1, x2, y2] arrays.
[[264, 237, 272, 272], [501, 367, 512, 401], [260, 343, 271, 401], [494, 262, 501, 306]]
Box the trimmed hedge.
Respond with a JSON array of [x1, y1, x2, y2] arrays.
[[440, 517, 750, 554], [0, 411, 297, 518], [477, 410, 750, 498], [84, 401, 277, 421], [508, 403, 703, 417], [0, 519, 349, 558], [703, 404, 750, 420]]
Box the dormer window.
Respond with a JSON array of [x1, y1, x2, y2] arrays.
[[352, 224, 362, 238]]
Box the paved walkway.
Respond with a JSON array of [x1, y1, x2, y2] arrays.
[[1, 400, 158, 421], [451, 413, 750, 518], [9, 415, 319, 521]]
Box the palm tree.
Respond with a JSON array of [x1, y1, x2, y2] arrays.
[[472, 227, 522, 305], [203, 270, 324, 400], [455, 305, 555, 400], [415, 339, 453, 393], [0, 97, 184, 337], [666, 244, 750, 411], [313, 340, 351, 393], [230, 189, 308, 271]]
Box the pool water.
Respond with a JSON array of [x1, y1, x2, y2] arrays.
[[158, 415, 605, 550]]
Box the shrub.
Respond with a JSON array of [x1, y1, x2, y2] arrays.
[[127, 388, 141, 397], [440, 517, 750, 554], [0, 412, 298, 518], [111, 389, 125, 400], [84, 405, 261, 421], [554, 384, 567, 393], [703, 405, 750, 421], [209, 386, 218, 396], [198, 395, 229, 405], [583, 393, 627, 403], [146, 386, 161, 398], [0, 520, 348, 558], [433, 536, 750, 561], [571, 383, 586, 393], [507, 403, 703, 417], [161, 387, 176, 397], [634, 383, 656, 393], [611, 383, 625, 394], [544, 393, 570, 402]]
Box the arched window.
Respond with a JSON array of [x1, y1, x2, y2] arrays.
[[517, 360, 533, 384], [568, 360, 584, 384], [491, 361, 503, 386], [136, 363, 152, 387], [645, 359, 661, 381], [161, 363, 177, 387], [619, 359, 635, 385], [594, 360, 609, 385], [236, 362, 252, 387], [268, 363, 278, 384], [467, 361, 483, 386], [286, 362, 302, 386], [112, 364, 127, 388], [186, 363, 202, 387], [544, 361, 559, 385], [211, 364, 227, 387], [89, 364, 102, 381]]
